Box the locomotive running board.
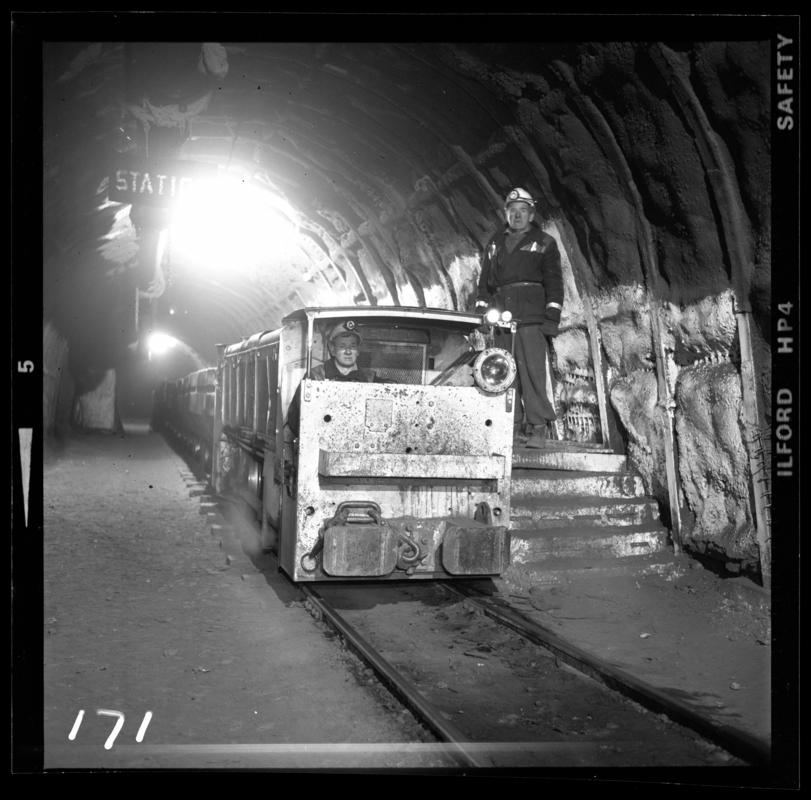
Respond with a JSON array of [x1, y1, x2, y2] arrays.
[[319, 450, 507, 479]]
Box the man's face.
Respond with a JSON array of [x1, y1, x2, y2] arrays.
[[329, 335, 360, 368], [506, 201, 534, 233]]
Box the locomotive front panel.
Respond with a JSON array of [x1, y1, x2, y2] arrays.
[[284, 380, 513, 581]]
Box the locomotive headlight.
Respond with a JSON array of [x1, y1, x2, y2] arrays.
[[472, 348, 517, 393], [484, 307, 501, 325], [500, 310, 513, 324]]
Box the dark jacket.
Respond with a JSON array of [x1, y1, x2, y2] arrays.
[[310, 359, 375, 382], [477, 223, 564, 325]]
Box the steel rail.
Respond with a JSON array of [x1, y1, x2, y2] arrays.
[[441, 581, 771, 768], [300, 585, 493, 769]]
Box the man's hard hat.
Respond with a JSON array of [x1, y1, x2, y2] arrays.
[[504, 187, 535, 208], [327, 321, 362, 345]]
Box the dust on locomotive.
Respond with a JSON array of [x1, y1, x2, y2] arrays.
[[212, 307, 517, 582]]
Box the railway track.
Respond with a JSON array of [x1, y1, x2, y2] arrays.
[[300, 584, 489, 769], [301, 580, 768, 770], [442, 581, 771, 767], [203, 488, 769, 770]]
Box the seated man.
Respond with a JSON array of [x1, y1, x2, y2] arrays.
[[286, 322, 374, 438], [311, 322, 375, 382]]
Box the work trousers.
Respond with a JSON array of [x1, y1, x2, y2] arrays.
[[497, 324, 557, 427]]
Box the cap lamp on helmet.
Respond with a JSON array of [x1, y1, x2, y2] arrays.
[[327, 322, 362, 346], [504, 187, 535, 209]]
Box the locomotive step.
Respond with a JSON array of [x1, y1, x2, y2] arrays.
[[509, 497, 661, 530], [510, 469, 645, 500], [512, 449, 627, 473], [515, 439, 615, 453], [503, 550, 679, 586], [508, 524, 671, 563]]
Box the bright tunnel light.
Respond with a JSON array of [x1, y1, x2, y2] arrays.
[[169, 172, 301, 273], [147, 331, 180, 358]]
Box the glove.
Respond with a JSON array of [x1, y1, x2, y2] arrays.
[[540, 306, 561, 336], [474, 298, 489, 311]]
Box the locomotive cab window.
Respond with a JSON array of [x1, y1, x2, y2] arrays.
[[357, 326, 429, 384], [312, 319, 477, 387]]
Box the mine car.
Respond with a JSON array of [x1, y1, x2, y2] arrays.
[[152, 367, 217, 471]]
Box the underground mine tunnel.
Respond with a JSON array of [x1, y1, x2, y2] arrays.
[[36, 34, 782, 587]]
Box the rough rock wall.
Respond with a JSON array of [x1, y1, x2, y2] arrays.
[[426, 41, 771, 570], [609, 369, 670, 507], [43, 322, 72, 435], [662, 290, 762, 565], [73, 369, 122, 433], [675, 361, 757, 563]]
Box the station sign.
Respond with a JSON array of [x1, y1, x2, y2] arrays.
[[109, 158, 219, 208]]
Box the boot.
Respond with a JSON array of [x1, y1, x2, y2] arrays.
[[526, 423, 549, 449]]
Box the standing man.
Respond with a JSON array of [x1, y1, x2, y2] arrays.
[[475, 187, 564, 448]]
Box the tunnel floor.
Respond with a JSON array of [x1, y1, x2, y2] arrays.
[[42, 422, 771, 769], [42, 423, 444, 769]]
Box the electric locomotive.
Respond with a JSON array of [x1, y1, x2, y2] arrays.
[[186, 306, 517, 581]]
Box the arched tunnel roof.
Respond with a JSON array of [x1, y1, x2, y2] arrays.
[[26, 14, 779, 377]]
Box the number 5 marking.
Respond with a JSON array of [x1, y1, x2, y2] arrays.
[[17, 360, 34, 373], [96, 709, 125, 750]]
